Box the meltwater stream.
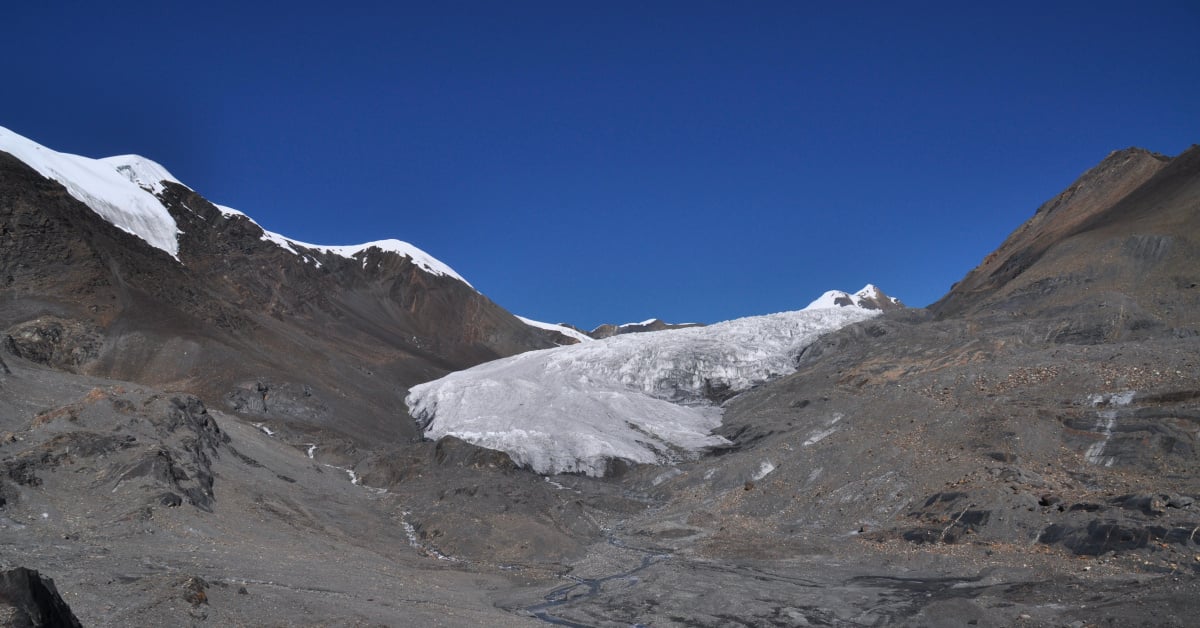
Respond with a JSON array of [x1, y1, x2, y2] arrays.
[[525, 537, 669, 627]]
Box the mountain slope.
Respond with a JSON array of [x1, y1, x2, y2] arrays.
[[0, 127, 557, 444], [932, 145, 1200, 331]]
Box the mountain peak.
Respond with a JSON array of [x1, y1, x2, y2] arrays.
[[0, 125, 472, 287], [99, 154, 183, 196], [0, 125, 182, 259], [805, 284, 904, 312], [931, 145, 1185, 319]]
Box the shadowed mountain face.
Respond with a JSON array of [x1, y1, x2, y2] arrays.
[[932, 145, 1200, 332], [0, 151, 557, 444]]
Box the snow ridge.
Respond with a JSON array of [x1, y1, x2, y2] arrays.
[[211, 204, 470, 285], [407, 302, 880, 476], [517, 316, 595, 343], [0, 126, 469, 285], [0, 126, 182, 259]]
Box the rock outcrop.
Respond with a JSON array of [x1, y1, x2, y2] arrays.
[[0, 568, 82, 628]]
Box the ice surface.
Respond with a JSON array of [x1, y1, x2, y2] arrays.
[[407, 304, 879, 476], [0, 126, 181, 259], [517, 316, 594, 343]]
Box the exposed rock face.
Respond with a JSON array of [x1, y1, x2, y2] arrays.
[[0, 567, 82, 628], [0, 150, 556, 445], [3, 317, 102, 372], [588, 318, 704, 339]]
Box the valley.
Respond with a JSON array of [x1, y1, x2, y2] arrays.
[[1, 128, 1198, 626]]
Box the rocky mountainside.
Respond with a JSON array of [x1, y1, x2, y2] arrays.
[[0, 129, 558, 446], [932, 145, 1199, 329], [1, 135, 1198, 627]]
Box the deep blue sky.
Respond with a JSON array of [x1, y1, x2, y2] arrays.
[[4, 2, 1198, 328]]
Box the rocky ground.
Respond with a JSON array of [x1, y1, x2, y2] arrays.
[[4, 302, 1199, 626]]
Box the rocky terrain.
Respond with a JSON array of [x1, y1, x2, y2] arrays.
[[1, 133, 1198, 626], [0, 141, 561, 448]]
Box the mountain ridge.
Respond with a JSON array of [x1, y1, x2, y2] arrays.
[[0, 129, 560, 446]]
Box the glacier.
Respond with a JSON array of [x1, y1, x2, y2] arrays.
[[407, 298, 882, 476]]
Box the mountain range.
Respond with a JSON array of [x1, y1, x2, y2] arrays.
[[1, 126, 1198, 626]]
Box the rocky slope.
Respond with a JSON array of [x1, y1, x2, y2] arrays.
[[0, 133, 558, 446], [932, 145, 1199, 330]]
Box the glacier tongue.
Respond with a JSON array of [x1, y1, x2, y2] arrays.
[[407, 305, 879, 476]]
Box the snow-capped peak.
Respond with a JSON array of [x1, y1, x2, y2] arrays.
[[0, 126, 181, 259], [856, 284, 882, 300], [100, 154, 183, 196], [0, 126, 471, 286], [804, 284, 903, 311]]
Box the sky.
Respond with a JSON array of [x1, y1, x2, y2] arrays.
[[3, 2, 1198, 328]]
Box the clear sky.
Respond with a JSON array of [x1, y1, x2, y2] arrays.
[[4, 2, 1198, 328]]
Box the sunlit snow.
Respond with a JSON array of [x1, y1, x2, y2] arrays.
[[0, 126, 469, 285], [211, 204, 471, 285], [0, 126, 182, 259], [407, 304, 879, 476], [805, 284, 900, 310], [517, 316, 594, 343]]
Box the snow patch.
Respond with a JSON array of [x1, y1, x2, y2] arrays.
[[803, 413, 844, 446], [752, 461, 776, 481], [517, 316, 594, 343]]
